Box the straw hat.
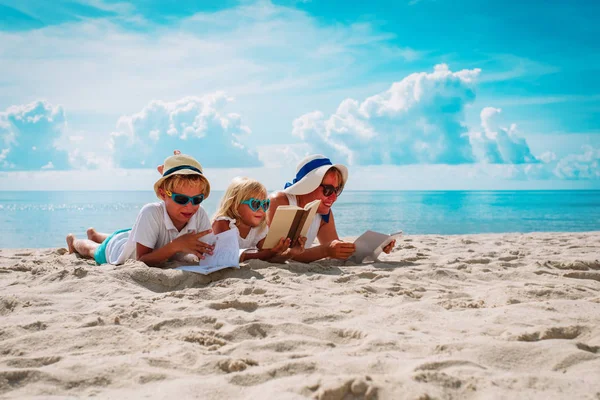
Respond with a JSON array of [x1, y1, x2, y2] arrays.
[[153, 154, 205, 199], [283, 154, 348, 195]]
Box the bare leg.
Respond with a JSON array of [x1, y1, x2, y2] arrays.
[[87, 228, 109, 243], [66, 234, 99, 259]]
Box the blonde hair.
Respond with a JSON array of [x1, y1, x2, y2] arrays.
[[324, 167, 345, 187], [159, 174, 211, 199], [214, 177, 268, 228]]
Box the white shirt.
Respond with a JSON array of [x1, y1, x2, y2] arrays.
[[284, 193, 322, 248], [107, 202, 211, 265], [214, 216, 268, 250]]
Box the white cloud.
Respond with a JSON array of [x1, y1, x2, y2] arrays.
[[470, 107, 537, 164], [0, 3, 418, 115], [292, 64, 482, 165], [256, 143, 310, 168], [0, 100, 70, 170], [554, 145, 600, 179], [110, 93, 261, 168]]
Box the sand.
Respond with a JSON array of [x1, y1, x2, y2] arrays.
[[1, 232, 600, 399]]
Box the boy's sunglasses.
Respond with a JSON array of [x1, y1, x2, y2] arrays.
[[241, 198, 270, 212], [165, 190, 205, 206], [320, 184, 343, 197]]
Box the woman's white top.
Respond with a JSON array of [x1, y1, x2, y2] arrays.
[[215, 216, 268, 251], [284, 193, 322, 248]]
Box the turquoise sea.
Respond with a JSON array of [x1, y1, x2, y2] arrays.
[[1, 190, 599, 248]]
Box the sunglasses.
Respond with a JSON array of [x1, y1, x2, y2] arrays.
[[241, 198, 270, 212], [165, 190, 205, 206], [320, 184, 343, 197]]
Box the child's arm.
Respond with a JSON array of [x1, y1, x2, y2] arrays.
[[212, 220, 231, 235], [266, 236, 307, 263], [136, 230, 213, 267], [240, 237, 291, 263], [243, 236, 306, 263]]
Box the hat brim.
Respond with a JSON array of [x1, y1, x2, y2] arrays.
[[154, 169, 205, 199], [283, 164, 348, 195]]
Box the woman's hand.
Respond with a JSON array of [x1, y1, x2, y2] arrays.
[[382, 239, 396, 254], [327, 240, 355, 260]]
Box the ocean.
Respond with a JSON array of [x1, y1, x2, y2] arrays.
[[1, 190, 599, 249]]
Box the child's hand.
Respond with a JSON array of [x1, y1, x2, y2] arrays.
[[173, 229, 214, 259], [327, 240, 356, 260], [281, 236, 306, 259], [269, 237, 292, 256], [382, 239, 396, 254]]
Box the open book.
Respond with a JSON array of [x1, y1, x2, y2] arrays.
[[262, 199, 321, 249], [176, 229, 240, 275], [350, 230, 403, 263]]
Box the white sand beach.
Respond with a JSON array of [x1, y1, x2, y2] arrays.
[[1, 232, 600, 399]]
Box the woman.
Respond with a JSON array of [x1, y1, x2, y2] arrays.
[[268, 154, 395, 262]]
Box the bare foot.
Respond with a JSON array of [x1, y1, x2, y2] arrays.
[[87, 227, 100, 242], [66, 234, 76, 254], [87, 227, 95, 240]]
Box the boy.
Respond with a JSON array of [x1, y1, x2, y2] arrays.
[[66, 153, 214, 267]]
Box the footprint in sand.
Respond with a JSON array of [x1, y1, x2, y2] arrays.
[[218, 358, 258, 373], [228, 360, 316, 386], [414, 359, 486, 372], [6, 356, 62, 368], [0, 370, 47, 390], [576, 343, 600, 354], [464, 258, 491, 265], [516, 325, 586, 342], [413, 371, 463, 389], [564, 272, 600, 282], [334, 275, 354, 283], [309, 376, 378, 400], [183, 331, 227, 349], [208, 300, 259, 312], [552, 352, 598, 372], [150, 316, 219, 332], [20, 321, 48, 331], [238, 287, 267, 295]]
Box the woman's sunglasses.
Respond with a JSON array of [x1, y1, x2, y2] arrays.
[[241, 198, 270, 212], [165, 190, 205, 206], [320, 184, 343, 197]]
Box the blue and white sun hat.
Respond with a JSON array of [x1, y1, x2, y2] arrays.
[[283, 154, 348, 195]]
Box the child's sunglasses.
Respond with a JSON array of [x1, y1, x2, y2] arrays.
[[241, 198, 270, 212], [320, 184, 343, 197], [165, 190, 205, 206]]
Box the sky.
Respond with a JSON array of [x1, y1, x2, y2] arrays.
[[0, 0, 599, 190]]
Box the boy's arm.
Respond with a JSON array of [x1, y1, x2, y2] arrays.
[[136, 241, 183, 267], [136, 230, 213, 267]]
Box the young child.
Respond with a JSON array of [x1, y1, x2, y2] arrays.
[[212, 177, 306, 262], [66, 153, 215, 267]]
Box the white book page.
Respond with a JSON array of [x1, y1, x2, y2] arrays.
[[351, 230, 403, 263], [176, 229, 240, 274]]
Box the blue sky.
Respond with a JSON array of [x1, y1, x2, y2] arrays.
[[0, 0, 598, 190]]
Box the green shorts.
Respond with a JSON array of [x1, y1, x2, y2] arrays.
[[93, 228, 131, 264]]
